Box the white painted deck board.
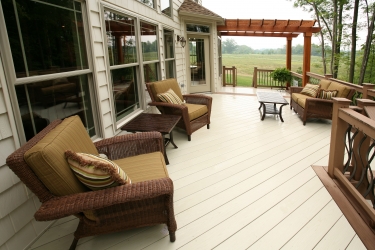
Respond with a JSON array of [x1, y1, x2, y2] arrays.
[[29, 92, 365, 250]]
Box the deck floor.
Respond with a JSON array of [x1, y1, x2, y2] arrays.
[[30, 88, 366, 249]]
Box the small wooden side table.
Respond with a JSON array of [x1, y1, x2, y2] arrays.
[[120, 113, 181, 165]]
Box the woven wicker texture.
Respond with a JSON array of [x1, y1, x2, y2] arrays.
[[6, 120, 177, 249], [146, 79, 212, 141]]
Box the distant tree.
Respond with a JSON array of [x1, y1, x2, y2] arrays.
[[234, 45, 253, 54], [222, 38, 238, 54]]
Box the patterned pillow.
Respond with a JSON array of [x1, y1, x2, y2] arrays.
[[65, 150, 131, 190], [157, 88, 183, 104], [300, 83, 320, 97], [319, 89, 338, 100]]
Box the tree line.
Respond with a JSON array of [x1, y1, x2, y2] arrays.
[[223, 0, 375, 85]]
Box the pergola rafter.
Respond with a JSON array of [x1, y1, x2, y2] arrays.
[[217, 19, 321, 86]]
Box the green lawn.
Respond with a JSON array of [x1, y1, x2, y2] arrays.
[[223, 54, 325, 87]]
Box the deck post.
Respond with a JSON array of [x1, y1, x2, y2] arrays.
[[286, 37, 292, 89], [302, 32, 312, 87], [328, 98, 351, 178], [253, 67, 258, 88], [361, 83, 374, 99]]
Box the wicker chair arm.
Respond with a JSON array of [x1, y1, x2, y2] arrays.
[[290, 86, 303, 94], [34, 177, 174, 221], [183, 94, 212, 106], [94, 132, 164, 160], [305, 98, 334, 105]]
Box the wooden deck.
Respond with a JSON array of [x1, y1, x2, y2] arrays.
[[29, 88, 366, 250]]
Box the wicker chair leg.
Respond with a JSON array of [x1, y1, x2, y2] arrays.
[[188, 135, 191, 141], [169, 232, 176, 242], [207, 124, 210, 129], [69, 238, 79, 250]]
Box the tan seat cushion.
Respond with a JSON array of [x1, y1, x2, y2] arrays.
[[24, 115, 97, 196], [319, 79, 331, 90], [114, 152, 168, 183], [150, 79, 184, 102], [184, 103, 208, 121], [327, 82, 351, 98], [296, 94, 311, 109], [292, 93, 307, 104]]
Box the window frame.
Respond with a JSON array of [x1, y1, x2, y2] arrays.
[[163, 28, 176, 79], [0, 0, 99, 143]]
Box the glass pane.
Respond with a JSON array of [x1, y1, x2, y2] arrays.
[[186, 24, 210, 33], [111, 67, 139, 121], [141, 22, 158, 61], [138, 0, 154, 8], [161, 0, 171, 17], [189, 38, 205, 84], [105, 11, 137, 65], [144, 63, 159, 83], [3, 0, 89, 78], [165, 60, 175, 79], [164, 30, 174, 59], [16, 75, 96, 140]]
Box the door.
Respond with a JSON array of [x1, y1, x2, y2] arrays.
[[187, 35, 210, 93]]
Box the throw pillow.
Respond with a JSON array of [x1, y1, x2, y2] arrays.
[[319, 89, 338, 100], [65, 150, 131, 190], [157, 88, 183, 104], [300, 83, 320, 97]]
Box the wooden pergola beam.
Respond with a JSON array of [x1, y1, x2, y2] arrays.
[[219, 32, 299, 38]]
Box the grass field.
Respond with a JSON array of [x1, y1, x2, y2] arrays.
[[222, 54, 325, 87]]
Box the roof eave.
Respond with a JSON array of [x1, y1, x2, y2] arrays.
[[179, 11, 225, 25]]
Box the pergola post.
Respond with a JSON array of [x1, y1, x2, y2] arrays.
[[286, 37, 292, 89], [302, 32, 312, 86]]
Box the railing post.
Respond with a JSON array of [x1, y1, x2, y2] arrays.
[[361, 83, 374, 99], [328, 98, 352, 178], [223, 66, 226, 86], [324, 74, 333, 79], [232, 66, 236, 87], [253, 67, 258, 88]]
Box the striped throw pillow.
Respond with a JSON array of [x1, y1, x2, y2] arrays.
[[65, 150, 131, 190], [157, 88, 183, 104], [300, 83, 320, 97], [319, 89, 338, 100]]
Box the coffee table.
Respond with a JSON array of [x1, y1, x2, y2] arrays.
[[120, 113, 181, 165], [257, 92, 289, 122]]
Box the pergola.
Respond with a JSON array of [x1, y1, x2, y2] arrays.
[[217, 19, 322, 86]]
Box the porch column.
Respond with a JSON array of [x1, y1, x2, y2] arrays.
[[286, 37, 292, 89], [302, 32, 312, 86]]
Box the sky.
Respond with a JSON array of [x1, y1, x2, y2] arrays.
[[201, 0, 322, 49]]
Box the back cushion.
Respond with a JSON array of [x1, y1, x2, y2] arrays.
[[319, 79, 331, 90], [24, 115, 98, 196], [150, 79, 184, 102], [327, 82, 351, 98]]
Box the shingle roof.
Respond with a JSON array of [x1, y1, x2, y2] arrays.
[[178, 0, 223, 19]]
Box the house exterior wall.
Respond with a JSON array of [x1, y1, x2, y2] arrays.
[[0, 0, 220, 248]]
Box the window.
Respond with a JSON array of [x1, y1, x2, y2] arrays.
[[2, 0, 96, 140], [161, 0, 172, 17], [104, 10, 141, 122], [218, 36, 222, 76], [186, 24, 210, 33], [138, 0, 155, 9], [164, 29, 175, 78], [141, 22, 159, 83]]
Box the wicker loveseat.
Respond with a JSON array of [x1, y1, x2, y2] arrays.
[[290, 79, 356, 125], [6, 115, 177, 249]]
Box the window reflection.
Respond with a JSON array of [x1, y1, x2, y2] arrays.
[[16, 75, 95, 140], [105, 11, 137, 65], [141, 22, 158, 61], [138, 0, 154, 8], [161, 0, 171, 17], [3, 0, 88, 78], [144, 63, 159, 83], [111, 67, 139, 121], [165, 61, 174, 79]]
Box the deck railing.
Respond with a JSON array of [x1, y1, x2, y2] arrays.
[[222, 66, 237, 86], [252, 67, 286, 89], [329, 98, 375, 232]]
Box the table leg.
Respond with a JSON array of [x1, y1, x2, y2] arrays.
[[258, 102, 262, 110], [261, 103, 266, 121], [162, 134, 169, 165], [279, 104, 287, 122], [169, 131, 178, 148]]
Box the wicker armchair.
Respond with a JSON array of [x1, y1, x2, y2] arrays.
[[290, 80, 356, 125], [146, 79, 212, 141], [6, 116, 177, 249]]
